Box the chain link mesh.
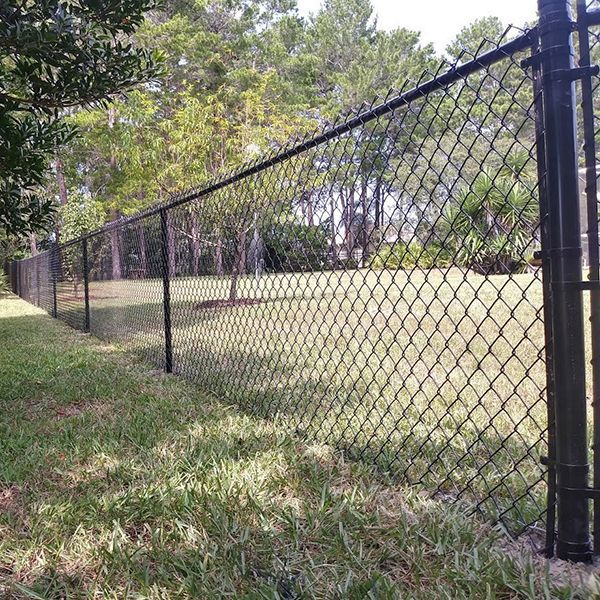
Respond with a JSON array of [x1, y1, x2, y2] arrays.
[[9, 27, 551, 539]]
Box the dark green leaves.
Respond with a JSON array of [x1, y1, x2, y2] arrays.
[[0, 0, 163, 236]]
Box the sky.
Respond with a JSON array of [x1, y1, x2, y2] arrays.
[[296, 0, 538, 53]]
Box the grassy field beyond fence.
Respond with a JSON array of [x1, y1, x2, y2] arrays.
[[80, 268, 549, 532]]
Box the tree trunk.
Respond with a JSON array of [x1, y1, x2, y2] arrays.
[[214, 229, 224, 276], [330, 194, 337, 267], [110, 209, 122, 280], [54, 156, 68, 243], [251, 212, 263, 277], [110, 231, 122, 279], [229, 229, 247, 301], [136, 222, 147, 277], [305, 191, 314, 227], [374, 180, 381, 230], [166, 210, 177, 277], [29, 234, 38, 256], [108, 108, 122, 280], [345, 188, 355, 258], [189, 210, 200, 276], [55, 157, 68, 206], [299, 193, 306, 223], [360, 180, 369, 263]]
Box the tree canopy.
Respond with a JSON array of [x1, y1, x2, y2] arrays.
[[4, 0, 535, 282]]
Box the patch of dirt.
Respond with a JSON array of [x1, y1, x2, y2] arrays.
[[147, 369, 167, 378], [54, 403, 88, 420], [194, 298, 263, 310], [0, 485, 22, 515], [59, 294, 117, 301], [500, 534, 600, 590], [53, 401, 111, 421]]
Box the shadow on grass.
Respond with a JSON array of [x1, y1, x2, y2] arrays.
[[0, 313, 355, 595], [50, 297, 550, 538]]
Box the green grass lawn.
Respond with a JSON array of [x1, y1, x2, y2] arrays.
[[0, 294, 597, 598], [75, 267, 550, 532]]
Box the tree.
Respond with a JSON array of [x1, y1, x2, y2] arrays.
[[48, 0, 438, 285], [0, 0, 161, 238], [59, 193, 105, 243]]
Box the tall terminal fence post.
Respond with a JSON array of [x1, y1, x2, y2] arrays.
[[538, 0, 592, 562], [575, 0, 600, 556]]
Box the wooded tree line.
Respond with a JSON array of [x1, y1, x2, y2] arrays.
[[6, 0, 542, 280]]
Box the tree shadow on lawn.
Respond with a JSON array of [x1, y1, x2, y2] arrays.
[[180, 344, 548, 533], [45, 295, 549, 507], [0, 314, 361, 595], [1, 312, 518, 598]]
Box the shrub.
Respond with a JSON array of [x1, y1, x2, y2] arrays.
[[264, 222, 330, 272], [442, 157, 537, 275], [370, 241, 453, 270]]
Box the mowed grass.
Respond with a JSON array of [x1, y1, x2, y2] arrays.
[[0, 295, 598, 599], [82, 267, 549, 530]]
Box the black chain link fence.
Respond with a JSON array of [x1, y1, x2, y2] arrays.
[[9, 25, 556, 544]]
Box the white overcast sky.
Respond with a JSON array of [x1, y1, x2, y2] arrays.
[[296, 0, 538, 53]]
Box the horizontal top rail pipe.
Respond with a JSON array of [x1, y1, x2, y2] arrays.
[[44, 27, 536, 250]]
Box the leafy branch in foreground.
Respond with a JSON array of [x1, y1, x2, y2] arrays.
[[0, 0, 163, 237]]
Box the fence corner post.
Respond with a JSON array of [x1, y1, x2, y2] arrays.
[[82, 238, 90, 333], [538, 0, 592, 562], [160, 209, 173, 373]]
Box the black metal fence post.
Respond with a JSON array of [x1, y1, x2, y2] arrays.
[[82, 238, 90, 333], [576, 0, 600, 554], [530, 27, 558, 557], [538, 0, 592, 562], [160, 209, 173, 373]]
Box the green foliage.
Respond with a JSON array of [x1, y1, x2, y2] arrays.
[[0, 115, 72, 236], [59, 194, 106, 243], [0, 0, 162, 237], [443, 152, 538, 274], [0, 232, 28, 266], [370, 241, 453, 270], [264, 222, 330, 271], [56, 0, 436, 228]]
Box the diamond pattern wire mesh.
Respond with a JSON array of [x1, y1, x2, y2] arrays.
[[54, 241, 86, 330], [85, 215, 167, 368], [9, 27, 551, 538]]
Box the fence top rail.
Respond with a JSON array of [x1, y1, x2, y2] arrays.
[[13, 24, 536, 262]]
